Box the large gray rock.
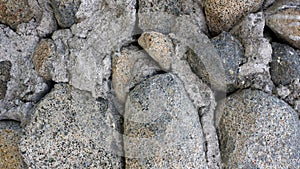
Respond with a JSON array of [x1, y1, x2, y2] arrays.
[[270, 42, 300, 86], [124, 73, 208, 168], [0, 24, 49, 122], [216, 89, 299, 168], [65, 0, 136, 98], [265, 0, 300, 49], [20, 84, 124, 168], [138, 0, 207, 34]]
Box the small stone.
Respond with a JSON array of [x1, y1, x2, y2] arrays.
[[138, 0, 207, 34], [216, 89, 299, 168], [211, 32, 245, 93], [50, 0, 80, 28], [0, 0, 33, 29], [204, 0, 264, 35], [0, 129, 25, 169], [270, 42, 300, 86], [0, 61, 12, 99], [20, 84, 124, 168], [265, 0, 300, 49], [124, 73, 207, 168]]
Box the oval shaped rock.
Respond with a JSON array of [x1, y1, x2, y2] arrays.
[[124, 73, 207, 168], [216, 89, 299, 168], [270, 42, 300, 86], [266, 0, 300, 49], [204, 0, 263, 35]]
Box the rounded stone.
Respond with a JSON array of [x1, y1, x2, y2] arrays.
[[216, 89, 299, 168], [270, 42, 300, 86], [124, 73, 207, 168], [204, 0, 263, 35]]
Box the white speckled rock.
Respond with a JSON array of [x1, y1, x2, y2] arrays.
[[124, 73, 207, 168], [265, 0, 300, 49], [216, 89, 299, 168], [0, 24, 49, 123], [20, 84, 124, 168]]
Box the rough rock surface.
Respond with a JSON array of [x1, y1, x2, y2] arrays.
[[138, 0, 207, 34], [204, 0, 264, 35], [112, 46, 161, 112], [231, 12, 274, 93], [124, 73, 207, 168], [20, 84, 124, 168], [211, 32, 245, 93], [216, 89, 299, 168], [0, 0, 33, 29], [0, 129, 25, 169], [65, 0, 136, 98], [51, 0, 80, 28], [0, 24, 49, 122], [0, 61, 12, 99], [266, 0, 300, 49], [270, 42, 300, 86], [138, 31, 222, 168]]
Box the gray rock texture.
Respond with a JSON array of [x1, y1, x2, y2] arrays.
[[265, 0, 300, 49], [211, 32, 246, 93], [270, 42, 300, 86], [231, 12, 274, 93], [0, 61, 12, 99], [216, 89, 299, 168], [138, 31, 222, 168], [50, 0, 80, 28], [138, 0, 207, 34], [204, 0, 264, 35], [112, 46, 161, 112], [124, 73, 207, 168], [0, 24, 49, 122], [20, 84, 124, 168]]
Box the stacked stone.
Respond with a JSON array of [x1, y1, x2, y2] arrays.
[[0, 0, 299, 168]]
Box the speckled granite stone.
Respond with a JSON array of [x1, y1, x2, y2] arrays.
[[20, 84, 124, 168], [124, 73, 208, 168], [204, 0, 263, 35], [216, 89, 299, 168]]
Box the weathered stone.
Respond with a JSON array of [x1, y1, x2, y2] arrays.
[[20, 84, 124, 168], [112, 46, 160, 111], [270, 42, 300, 86], [50, 0, 80, 28], [29, 0, 58, 37], [124, 73, 207, 168], [138, 0, 207, 34], [32, 35, 70, 83], [211, 32, 245, 93], [138, 31, 222, 168], [0, 0, 33, 29], [0, 61, 12, 99], [231, 12, 274, 93], [204, 0, 263, 35], [0, 24, 49, 122], [64, 0, 136, 98], [216, 89, 299, 168], [0, 129, 25, 169], [266, 0, 300, 49]]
